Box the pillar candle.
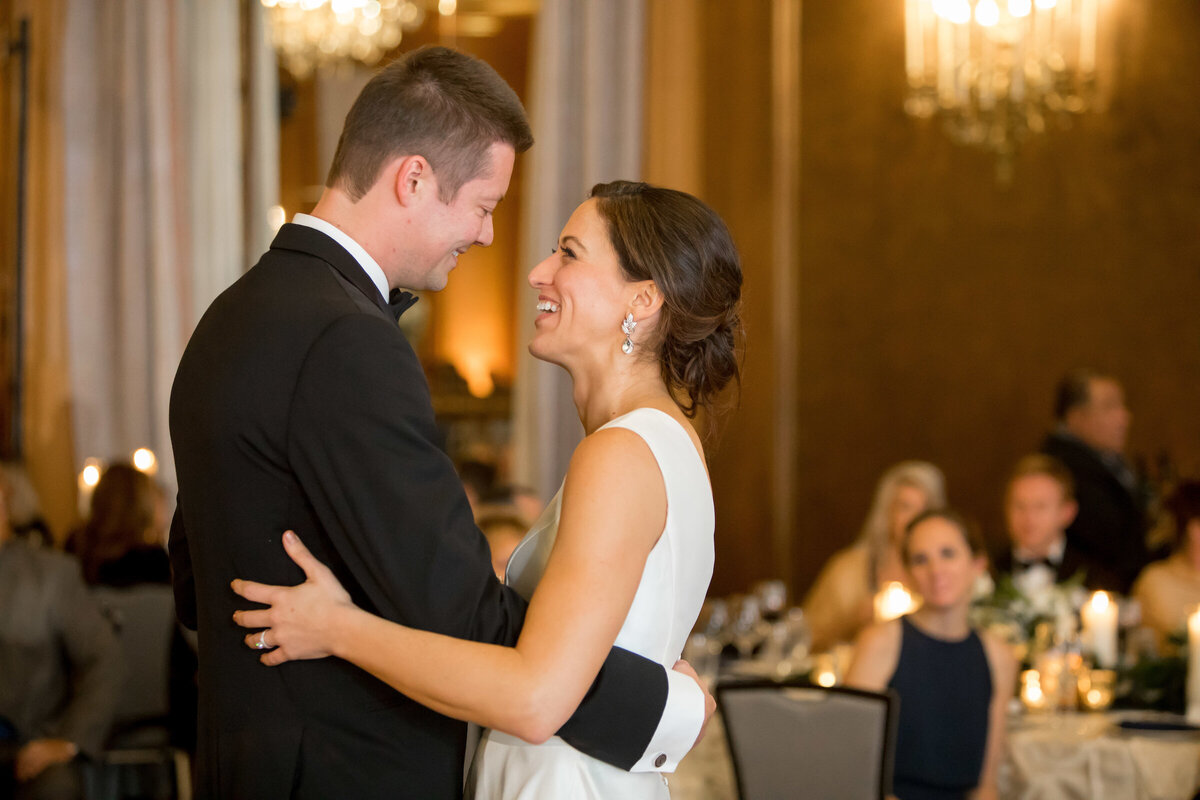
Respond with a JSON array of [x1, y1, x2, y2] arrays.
[[1081, 591, 1118, 668], [1188, 609, 1200, 724]]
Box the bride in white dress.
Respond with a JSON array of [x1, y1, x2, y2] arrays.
[[232, 180, 743, 798]]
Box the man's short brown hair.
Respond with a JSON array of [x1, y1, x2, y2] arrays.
[[327, 45, 533, 202], [1007, 454, 1076, 502]]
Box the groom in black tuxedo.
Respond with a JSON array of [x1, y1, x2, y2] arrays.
[[169, 47, 707, 800]]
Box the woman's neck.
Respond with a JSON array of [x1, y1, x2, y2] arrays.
[[569, 357, 674, 434], [908, 603, 971, 641]]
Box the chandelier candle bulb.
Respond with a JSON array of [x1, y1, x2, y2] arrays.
[[1081, 591, 1118, 669]]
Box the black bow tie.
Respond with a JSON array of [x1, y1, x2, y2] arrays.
[[1016, 556, 1059, 571], [388, 290, 418, 321]]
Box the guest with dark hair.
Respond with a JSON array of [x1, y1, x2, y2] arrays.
[[1040, 368, 1150, 592], [846, 509, 1015, 800], [1132, 481, 1200, 648], [992, 454, 1123, 593], [67, 463, 168, 586], [0, 470, 122, 800], [66, 463, 197, 753]]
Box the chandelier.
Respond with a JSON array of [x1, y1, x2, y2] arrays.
[[261, 0, 427, 78], [904, 0, 1102, 177]]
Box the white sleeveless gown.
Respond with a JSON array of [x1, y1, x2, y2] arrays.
[[465, 408, 715, 799]]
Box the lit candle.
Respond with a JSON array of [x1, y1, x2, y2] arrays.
[[875, 581, 917, 622], [1079, 668, 1115, 711], [1020, 669, 1047, 711], [1188, 608, 1200, 724], [812, 653, 838, 688], [1081, 591, 1119, 668]]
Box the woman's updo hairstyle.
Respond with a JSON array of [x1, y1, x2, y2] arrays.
[[589, 180, 743, 417]]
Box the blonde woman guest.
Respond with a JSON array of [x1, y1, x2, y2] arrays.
[[845, 510, 1015, 800], [802, 462, 946, 651], [1132, 481, 1200, 649]]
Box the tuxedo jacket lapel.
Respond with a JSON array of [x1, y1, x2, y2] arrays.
[[270, 223, 392, 318]]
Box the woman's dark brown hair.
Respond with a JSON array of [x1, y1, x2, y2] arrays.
[[902, 508, 987, 564], [589, 180, 743, 417], [75, 463, 160, 584]]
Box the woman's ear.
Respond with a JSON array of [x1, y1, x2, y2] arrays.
[[629, 280, 664, 321]]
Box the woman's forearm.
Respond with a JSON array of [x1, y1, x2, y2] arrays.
[[329, 604, 570, 742]]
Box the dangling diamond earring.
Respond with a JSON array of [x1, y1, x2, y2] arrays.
[[621, 312, 637, 355]]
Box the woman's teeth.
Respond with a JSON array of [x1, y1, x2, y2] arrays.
[[537, 301, 559, 313]]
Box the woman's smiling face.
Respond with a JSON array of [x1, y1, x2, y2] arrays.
[[527, 199, 635, 369], [905, 516, 984, 611]]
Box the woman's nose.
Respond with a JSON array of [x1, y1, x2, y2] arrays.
[[528, 253, 557, 288]]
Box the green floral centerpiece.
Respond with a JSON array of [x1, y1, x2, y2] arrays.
[[971, 570, 1087, 668]]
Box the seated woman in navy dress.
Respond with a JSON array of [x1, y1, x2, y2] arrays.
[[845, 509, 1015, 800]]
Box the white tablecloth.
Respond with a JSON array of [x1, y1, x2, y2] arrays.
[[1003, 712, 1200, 800]]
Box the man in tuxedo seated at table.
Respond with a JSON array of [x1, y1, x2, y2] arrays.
[[993, 454, 1123, 594], [1039, 368, 1151, 593]]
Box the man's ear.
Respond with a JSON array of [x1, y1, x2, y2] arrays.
[[394, 155, 431, 207], [629, 280, 664, 321], [1059, 499, 1079, 529]]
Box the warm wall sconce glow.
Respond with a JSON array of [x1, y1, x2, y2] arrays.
[[79, 460, 102, 489], [78, 457, 103, 516], [457, 353, 495, 398], [132, 447, 158, 475]]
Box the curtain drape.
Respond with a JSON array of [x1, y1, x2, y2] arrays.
[[61, 0, 278, 505], [3, 0, 279, 535], [510, 0, 646, 503]]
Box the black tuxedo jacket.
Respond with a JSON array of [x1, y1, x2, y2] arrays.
[[991, 541, 1124, 593], [1040, 432, 1149, 593], [169, 224, 668, 799]]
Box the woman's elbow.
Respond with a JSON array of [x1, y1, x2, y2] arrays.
[[505, 686, 573, 744]]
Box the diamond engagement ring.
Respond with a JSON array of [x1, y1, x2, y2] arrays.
[[256, 630, 268, 650]]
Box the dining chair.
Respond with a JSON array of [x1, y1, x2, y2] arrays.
[[86, 584, 192, 800], [717, 678, 898, 800]]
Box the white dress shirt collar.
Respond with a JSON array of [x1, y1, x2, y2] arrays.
[[292, 213, 390, 303], [1014, 535, 1067, 566]]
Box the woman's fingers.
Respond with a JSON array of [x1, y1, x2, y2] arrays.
[[260, 648, 292, 667], [233, 608, 272, 629], [231, 579, 277, 604], [243, 630, 273, 650], [282, 530, 328, 581]]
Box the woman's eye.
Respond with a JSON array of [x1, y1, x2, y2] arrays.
[[560, 247, 576, 260]]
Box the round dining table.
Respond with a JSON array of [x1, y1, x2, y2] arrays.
[[1002, 710, 1200, 800]]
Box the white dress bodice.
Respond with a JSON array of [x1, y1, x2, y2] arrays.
[[466, 408, 715, 799]]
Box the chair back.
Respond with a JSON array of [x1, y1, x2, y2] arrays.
[[717, 679, 898, 800], [94, 584, 176, 735]]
